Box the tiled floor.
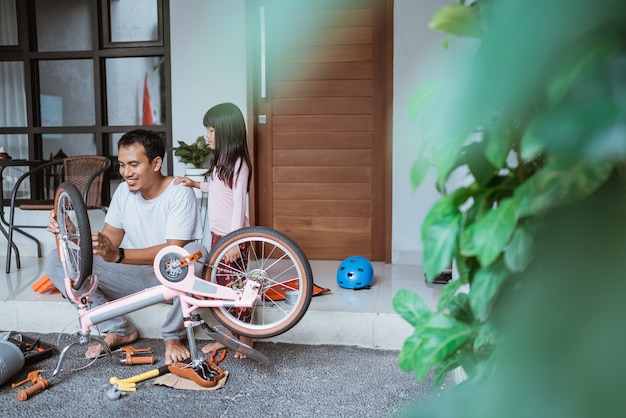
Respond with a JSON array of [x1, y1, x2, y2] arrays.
[[0, 255, 443, 350]]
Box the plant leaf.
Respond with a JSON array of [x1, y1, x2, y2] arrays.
[[446, 292, 474, 324], [171, 136, 212, 168], [473, 321, 498, 353], [431, 129, 471, 187], [393, 289, 431, 326], [464, 198, 518, 266], [462, 141, 499, 187], [504, 225, 534, 273], [429, 4, 481, 38], [423, 213, 462, 280], [421, 187, 471, 242], [515, 157, 612, 218], [398, 332, 426, 374], [411, 315, 474, 380], [410, 157, 431, 191], [437, 278, 465, 312], [433, 354, 464, 386], [469, 258, 509, 320], [398, 313, 474, 382], [408, 83, 443, 121], [483, 120, 513, 169], [547, 36, 621, 107]]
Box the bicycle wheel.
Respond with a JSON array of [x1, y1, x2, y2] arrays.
[[206, 226, 313, 339], [54, 182, 92, 290]]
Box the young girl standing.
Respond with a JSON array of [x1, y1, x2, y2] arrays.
[[174, 102, 253, 358]]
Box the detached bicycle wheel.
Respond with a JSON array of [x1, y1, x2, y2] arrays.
[[54, 182, 92, 290], [206, 226, 314, 339]]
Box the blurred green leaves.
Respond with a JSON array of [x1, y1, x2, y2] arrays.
[[429, 4, 482, 38], [395, 0, 626, 399], [394, 289, 475, 382]]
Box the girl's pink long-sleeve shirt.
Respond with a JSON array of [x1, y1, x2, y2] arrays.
[[199, 158, 250, 236]]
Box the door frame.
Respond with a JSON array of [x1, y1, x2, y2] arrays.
[[245, 0, 394, 262]]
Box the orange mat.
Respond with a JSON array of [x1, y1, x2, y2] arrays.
[[264, 279, 330, 301], [31, 275, 60, 294]]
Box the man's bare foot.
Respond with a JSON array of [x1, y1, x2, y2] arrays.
[[164, 339, 190, 365], [85, 330, 139, 359], [234, 336, 254, 359], [200, 336, 254, 359], [201, 341, 226, 354]]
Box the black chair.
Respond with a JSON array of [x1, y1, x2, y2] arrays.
[[5, 156, 111, 273]]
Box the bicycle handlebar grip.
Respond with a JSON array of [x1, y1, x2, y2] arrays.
[[126, 355, 155, 365], [17, 379, 48, 401]]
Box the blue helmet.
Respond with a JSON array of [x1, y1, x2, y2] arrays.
[[337, 256, 373, 289]]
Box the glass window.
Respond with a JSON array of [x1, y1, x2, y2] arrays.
[[35, 0, 92, 51], [109, 132, 125, 156], [39, 133, 97, 198], [0, 0, 170, 205], [0, 61, 27, 127], [109, 133, 124, 188], [0, 133, 27, 159], [0, 134, 30, 200], [39, 60, 95, 126], [0, 0, 18, 46], [42, 133, 96, 160], [109, 0, 159, 43], [106, 57, 163, 126]]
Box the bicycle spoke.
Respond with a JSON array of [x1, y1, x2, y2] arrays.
[[55, 182, 93, 291], [207, 227, 313, 339]]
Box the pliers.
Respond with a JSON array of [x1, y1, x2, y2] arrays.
[[100, 345, 156, 365]]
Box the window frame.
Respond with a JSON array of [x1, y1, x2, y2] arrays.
[[0, 0, 173, 205]]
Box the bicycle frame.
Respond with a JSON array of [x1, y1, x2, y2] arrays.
[[65, 246, 261, 333], [52, 245, 264, 377]]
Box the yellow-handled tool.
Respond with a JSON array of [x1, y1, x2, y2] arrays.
[[110, 364, 169, 386]]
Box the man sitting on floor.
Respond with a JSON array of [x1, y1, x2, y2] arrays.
[[45, 129, 205, 364]]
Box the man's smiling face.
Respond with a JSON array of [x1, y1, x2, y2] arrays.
[[117, 143, 161, 193]]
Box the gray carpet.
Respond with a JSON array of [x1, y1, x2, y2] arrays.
[[0, 332, 439, 417]]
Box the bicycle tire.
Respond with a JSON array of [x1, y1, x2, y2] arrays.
[[54, 182, 93, 290], [206, 226, 314, 339]]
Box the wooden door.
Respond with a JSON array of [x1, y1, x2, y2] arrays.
[[248, 0, 392, 261]]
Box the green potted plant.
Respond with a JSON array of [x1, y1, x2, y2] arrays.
[[171, 135, 212, 172], [394, 0, 626, 401]]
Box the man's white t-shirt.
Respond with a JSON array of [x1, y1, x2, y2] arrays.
[[105, 179, 203, 249]]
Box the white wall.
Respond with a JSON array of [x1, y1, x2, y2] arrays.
[[4, 0, 452, 268], [392, 0, 452, 264], [169, 0, 248, 177]]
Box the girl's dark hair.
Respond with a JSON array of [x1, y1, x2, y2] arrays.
[[118, 129, 165, 162], [203, 103, 252, 191]]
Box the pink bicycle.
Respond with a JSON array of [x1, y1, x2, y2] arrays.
[[49, 181, 314, 377]]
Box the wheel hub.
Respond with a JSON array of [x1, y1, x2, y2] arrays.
[[161, 255, 185, 282], [247, 268, 270, 292]]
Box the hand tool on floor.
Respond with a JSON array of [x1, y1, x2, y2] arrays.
[[109, 362, 174, 387], [118, 345, 155, 365], [107, 383, 132, 400], [11, 370, 49, 401], [167, 349, 227, 388], [99, 345, 155, 365], [108, 364, 168, 398], [110, 350, 227, 390]]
